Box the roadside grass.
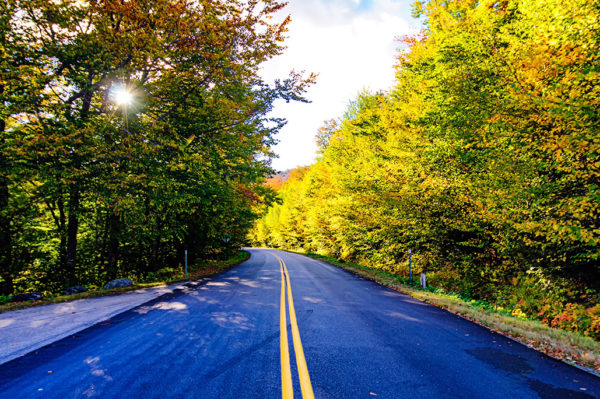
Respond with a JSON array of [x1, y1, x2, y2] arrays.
[[0, 250, 250, 314], [299, 251, 600, 373]]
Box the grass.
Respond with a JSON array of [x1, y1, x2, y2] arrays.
[[0, 250, 250, 314], [298, 251, 600, 374]]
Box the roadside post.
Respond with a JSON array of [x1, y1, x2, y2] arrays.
[[184, 250, 188, 279], [408, 248, 412, 284]]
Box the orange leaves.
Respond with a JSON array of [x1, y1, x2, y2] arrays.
[[1, 0, 314, 298], [237, 185, 260, 204], [251, 0, 600, 347]]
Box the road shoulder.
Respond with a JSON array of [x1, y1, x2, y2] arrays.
[[0, 283, 191, 365]]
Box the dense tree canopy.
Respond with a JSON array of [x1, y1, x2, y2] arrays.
[[0, 0, 314, 295], [250, 0, 600, 339]]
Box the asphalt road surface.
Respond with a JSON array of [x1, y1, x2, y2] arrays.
[[0, 249, 599, 398]]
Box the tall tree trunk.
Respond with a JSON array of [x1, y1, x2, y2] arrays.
[[63, 82, 93, 286]]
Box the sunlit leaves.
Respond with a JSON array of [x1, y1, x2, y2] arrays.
[[250, 0, 600, 315], [1, 0, 313, 293]]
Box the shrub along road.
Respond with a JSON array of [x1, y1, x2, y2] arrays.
[[0, 249, 598, 398]]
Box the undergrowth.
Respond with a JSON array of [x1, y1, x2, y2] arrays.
[[0, 250, 250, 314]]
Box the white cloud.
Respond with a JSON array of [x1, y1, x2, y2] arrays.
[[260, 0, 421, 171]]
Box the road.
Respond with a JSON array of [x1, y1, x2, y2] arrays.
[[0, 249, 598, 398]]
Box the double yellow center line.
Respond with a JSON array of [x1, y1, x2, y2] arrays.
[[274, 253, 315, 399]]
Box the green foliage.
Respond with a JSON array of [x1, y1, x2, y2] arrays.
[[155, 267, 178, 281], [1, 1, 313, 295], [251, 0, 600, 340], [0, 295, 11, 305]]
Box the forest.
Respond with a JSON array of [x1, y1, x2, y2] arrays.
[[0, 0, 313, 296], [250, 0, 600, 339]]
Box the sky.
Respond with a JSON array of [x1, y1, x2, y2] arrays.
[[260, 0, 422, 172]]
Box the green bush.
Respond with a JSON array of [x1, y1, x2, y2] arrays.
[[156, 267, 177, 281]]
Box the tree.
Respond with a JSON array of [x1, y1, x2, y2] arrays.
[[2, 0, 314, 292], [250, 0, 600, 325]]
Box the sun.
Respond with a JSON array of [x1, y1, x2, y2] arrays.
[[111, 85, 133, 106]]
